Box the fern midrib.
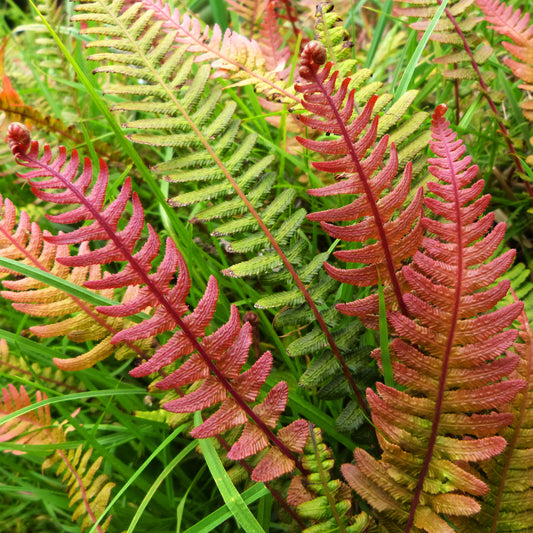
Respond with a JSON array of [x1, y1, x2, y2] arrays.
[[490, 302, 533, 533], [309, 67, 409, 317], [144, 0, 298, 102], [404, 115, 464, 533], [18, 146, 306, 476], [87, 0, 368, 415]]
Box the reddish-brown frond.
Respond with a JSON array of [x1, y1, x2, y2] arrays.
[[6, 123, 308, 481], [343, 105, 525, 531], [258, 1, 291, 74], [296, 41, 424, 325]]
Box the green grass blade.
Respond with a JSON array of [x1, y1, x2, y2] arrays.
[[365, 0, 393, 68], [183, 484, 270, 533], [194, 412, 265, 533], [0, 257, 150, 322], [0, 389, 145, 426], [126, 440, 198, 533], [378, 278, 394, 387], [393, 0, 450, 100], [86, 425, 188, 533]]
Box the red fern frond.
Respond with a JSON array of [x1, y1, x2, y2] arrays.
[[258, 1, 291, 74], [296, 41, 424, 325], [342, 105, 525, 532], [6, 123, 308, 482]]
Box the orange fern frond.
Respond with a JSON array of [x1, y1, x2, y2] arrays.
[[0, 194, 151, 370], [459, 296, 533, 532], [6, 123, 309, 482]]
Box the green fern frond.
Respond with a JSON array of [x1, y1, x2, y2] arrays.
[[0, 339, 82, 394], [288, 427, 373, 532], [43, 446, 114, 532], [314, 1, 356, 74], [73, 0, 310, 283]]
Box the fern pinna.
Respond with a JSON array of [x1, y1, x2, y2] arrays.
[[339, 105, 525, 532], [6, 122, 309, 483]]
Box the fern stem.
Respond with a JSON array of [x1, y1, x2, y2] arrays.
[[307, 67, 410, 319], [15, 149, 307, 479], [280, 0, 301, 40], [490, 293, 533, 533], [453, 74, 460, 124], [404, 110, 464, 533], [438, 0, 532, 195]]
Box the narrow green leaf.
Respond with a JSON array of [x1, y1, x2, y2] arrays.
[[194, 412, 265, 533], [378, 279, 394, 388], [393, 0, 451, 100], [183, 484, 269, 533], [126, 439, 198, 533]]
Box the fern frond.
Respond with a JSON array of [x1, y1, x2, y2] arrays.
[[0, 383, 113, 532], [71, 0, 311, 285], [458, 297, 533, 532], [0, 338, 82, 393], [7, 123, 309, 482], [297, 40, 424, 325], [314, 1, 356, 74], [341, 105, 525, 532], [257, 0, 292, 75], [0, 383, 60, 451], [288, 426, 373, 532], [0, 193, 151, 370], [393, 0, 494, 82]]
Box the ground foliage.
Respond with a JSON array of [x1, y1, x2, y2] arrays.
[[0, 0, 532, 531]]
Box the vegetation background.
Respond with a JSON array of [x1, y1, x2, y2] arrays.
[[0, 0, 532, 531]]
